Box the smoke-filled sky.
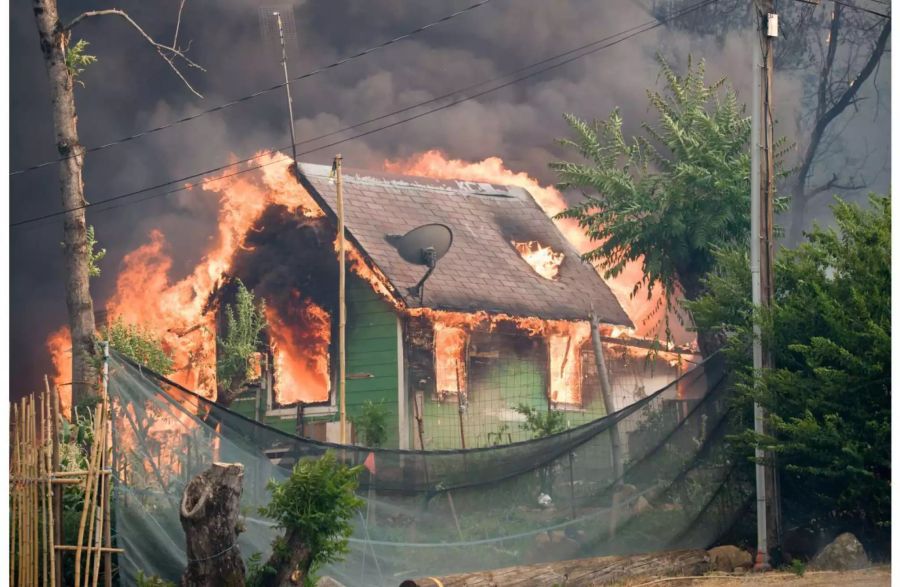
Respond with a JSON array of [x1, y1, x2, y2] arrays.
[[9, 0, 890, 394]]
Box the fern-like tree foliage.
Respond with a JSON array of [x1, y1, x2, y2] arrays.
[[688, 195, 890, 554], [216, 279, 267, 406], [551, 56, 782, 347]]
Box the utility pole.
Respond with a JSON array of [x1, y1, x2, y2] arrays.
[[274, 11, 299, 169], [751, 0, 781, 570], [334, 155, 347, 444]]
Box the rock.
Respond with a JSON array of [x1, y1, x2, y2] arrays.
[[811, 532, 869, 571], [317, 577, 346, 587], [707, 545, 753, 572], [633, 495, 653, 514]]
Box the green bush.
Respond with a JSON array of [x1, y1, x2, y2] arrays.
[[351, 400, 388, 447], [689, 195, 891, 550], [513, 403, 566, 438], [102, 317, 174, 375], [258, 452, 364, 586]]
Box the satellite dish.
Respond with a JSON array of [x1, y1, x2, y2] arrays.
[[391, 224, 453, 303], [394, 223, 453, 265]]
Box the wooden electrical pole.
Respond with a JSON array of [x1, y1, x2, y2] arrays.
[[751, 0, 781, 570], [335, 155, 347, 445]]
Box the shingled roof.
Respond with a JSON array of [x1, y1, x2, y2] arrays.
[[296, 163, 631, 327]]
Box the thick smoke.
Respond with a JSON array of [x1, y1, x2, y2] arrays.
[[10, 0, 890, 393], [227, 204, 338, 317]]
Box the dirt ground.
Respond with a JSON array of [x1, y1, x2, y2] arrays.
[[622, 566, 891, 586]]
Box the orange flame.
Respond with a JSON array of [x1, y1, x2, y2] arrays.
[[266, 296, 332, 405], [512, 240, 564, 280], [409, 308, 588, 405], [46, 326, 73, 417]]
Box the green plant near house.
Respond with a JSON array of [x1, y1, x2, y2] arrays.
[[102, 317, 174, 375], [514, 403, 566, 439], [256, 452, 364, 587], [217, 279, 267, 406], [352, 400, 388, 447]]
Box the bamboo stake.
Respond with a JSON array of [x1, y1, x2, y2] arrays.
[[41, 392, 49, 587], [33, 397, 41, 587], [83, 403, 107, 587], [75, 403, 103, 587], [11, 402, 19, 587], [51, 386, 63, 587], [91, 415, 110, 587], [44, 389, 57, 587], [20, 399, 28, 587], [102, 419, 112, 587], [26, 398, 35, 587], [17, 401, 24, 587]]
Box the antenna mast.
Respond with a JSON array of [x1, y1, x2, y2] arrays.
[[273, 10, 299, 169]]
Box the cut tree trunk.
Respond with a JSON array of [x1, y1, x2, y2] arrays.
[[400, 548, 711, 587], [259, 528, 313, 587], [180, 463, 246, 587], [32, 0, 98, 406]]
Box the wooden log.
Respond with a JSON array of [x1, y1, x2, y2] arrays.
[[180, 463, 245, 587], [399, 548, 711, 587]]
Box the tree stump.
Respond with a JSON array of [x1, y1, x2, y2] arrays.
[[180, 462, 246, 587]]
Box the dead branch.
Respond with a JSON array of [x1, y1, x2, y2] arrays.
[[807, 173, 866, 198], [64, 7, 205, 98]]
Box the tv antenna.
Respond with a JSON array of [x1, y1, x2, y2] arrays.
[[259, 6, 300, 169], [392, 224, 453, 304]]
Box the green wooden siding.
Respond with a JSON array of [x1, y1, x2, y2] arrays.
[[344, 275, 401, 447]]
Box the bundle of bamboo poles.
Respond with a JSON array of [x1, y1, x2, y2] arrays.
[[9, 381, 121, 587]]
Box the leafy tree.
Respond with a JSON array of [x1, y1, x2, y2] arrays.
[[217, 279, 267, 406], [254, 453, 364, 587], [102, 317, 174, 375], [551, 56, 784, 348], [688, 195, 890, 551]]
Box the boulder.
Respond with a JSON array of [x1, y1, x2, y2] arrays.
[[811, 532, 869, 571], [707, 545, 753, 572]]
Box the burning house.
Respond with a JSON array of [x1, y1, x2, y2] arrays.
[[219, 162, 695, 450]]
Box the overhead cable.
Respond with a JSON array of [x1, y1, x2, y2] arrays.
[[11, 0, 718, 229]]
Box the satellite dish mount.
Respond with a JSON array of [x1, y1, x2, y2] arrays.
[[392, 224, 453, 304]]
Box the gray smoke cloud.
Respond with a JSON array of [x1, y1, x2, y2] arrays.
[[9, 0, 890, 393]]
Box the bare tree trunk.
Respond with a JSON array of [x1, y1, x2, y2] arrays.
[[180, 463, 246, 587], [32, 0, 98, 406], [259, 529, 314, 587]]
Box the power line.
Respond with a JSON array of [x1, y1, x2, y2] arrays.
[[831, 0, 890, 18], [11, 0, 717, 229], [794, 0, 890, 18], [9, 0, 493, 177]]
